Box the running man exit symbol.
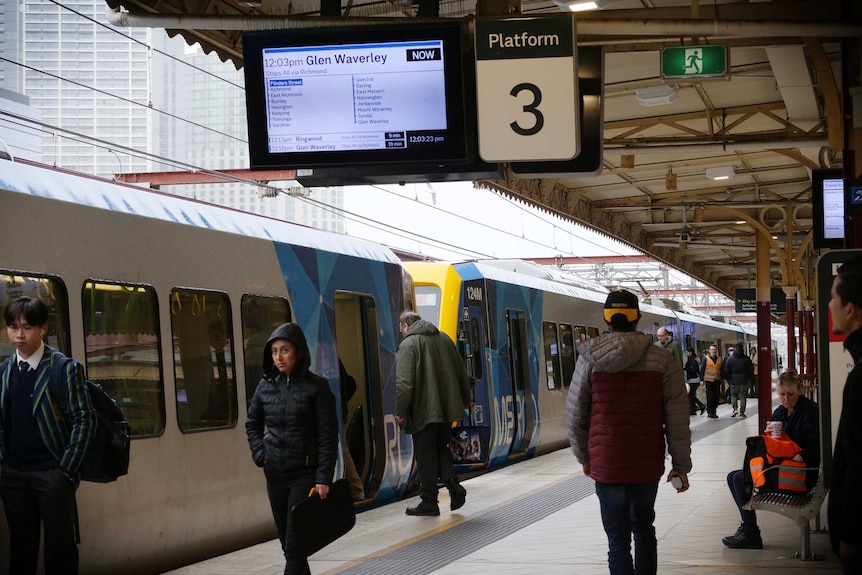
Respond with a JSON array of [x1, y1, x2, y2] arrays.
[[661, 45, 728, 80], [685, 48, 701, 74]]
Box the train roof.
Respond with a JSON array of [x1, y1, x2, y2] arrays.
[[454, 261, 613, 303], [0, 160, 401, 264], [473, 259, 610, 294]]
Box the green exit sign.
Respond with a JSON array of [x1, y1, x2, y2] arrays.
[[661, 45, 729, 80]]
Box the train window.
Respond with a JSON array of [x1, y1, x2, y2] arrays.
[[82, 281, 165, 438], [542, 321, 562, 390], [170, 289, 238, 432], [559, 323, 576, 388], [0, 272, 71, 357], [587, 327, 600, 339], [241, 295, 291, 409], [414, 285, 441, 325]]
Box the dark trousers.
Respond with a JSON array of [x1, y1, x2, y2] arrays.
[[705, 380, 721, 416], [412, 422, 456, 501], [594, 480, 660, 575], [727, 469, 757, 526], [0, 464, 79, 575], [264, 468, 315, 575], [687, 383, 705, 413]]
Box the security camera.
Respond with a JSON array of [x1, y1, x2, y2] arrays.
[[679, 232, 691, 243]]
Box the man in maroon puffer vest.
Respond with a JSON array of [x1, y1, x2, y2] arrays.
[[567, 289, 692, 575]]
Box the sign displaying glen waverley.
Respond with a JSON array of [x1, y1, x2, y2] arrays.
[[661, 45, 729, 80], [474, 15, 579, 163]]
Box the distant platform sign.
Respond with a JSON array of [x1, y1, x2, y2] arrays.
[[735, 287, 787, 314], [475, 15, 578, 163]]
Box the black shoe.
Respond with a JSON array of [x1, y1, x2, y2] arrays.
[[700, 407, 706, 415], [722, 524, 763, 549], [708, 414, 719, 419], [448, 483, 467, 511], [406, 501, 440, 516]]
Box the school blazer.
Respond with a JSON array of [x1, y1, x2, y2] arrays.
[[0, 347, 96, 476]]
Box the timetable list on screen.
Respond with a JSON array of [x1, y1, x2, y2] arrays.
[[262, 40, 449, 153]]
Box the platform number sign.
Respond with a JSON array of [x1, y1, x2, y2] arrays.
[[475, 16, 579, 163]]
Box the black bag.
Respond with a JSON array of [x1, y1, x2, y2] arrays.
[[51, 358, 131, 483], [290, 478, 356, 556]]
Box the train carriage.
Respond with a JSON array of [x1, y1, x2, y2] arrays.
[[0, 160, 413, 574]]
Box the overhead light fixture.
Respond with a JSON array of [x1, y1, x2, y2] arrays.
[[553, 0, 610, 11], [706, 166, 736, 181], [635, 85, 678, 107]]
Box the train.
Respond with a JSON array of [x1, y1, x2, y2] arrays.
[[404, 259, 753, 472], [0, 159, 752, 574]]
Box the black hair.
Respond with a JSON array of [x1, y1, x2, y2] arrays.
[[3, 297, 49, 327], [608, 314, 638, 332], [836, 255, 862, 310]]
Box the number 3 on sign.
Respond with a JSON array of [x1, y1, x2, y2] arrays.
[[476, 57, 579, 163], [509, 83, 544, 137]]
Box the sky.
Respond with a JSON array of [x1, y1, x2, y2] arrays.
[[339, 180, 639, 262]]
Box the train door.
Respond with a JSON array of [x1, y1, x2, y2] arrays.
[[506, 309, 535, 456], [450, 302, 491, 469], [334, 292, 382, 502]]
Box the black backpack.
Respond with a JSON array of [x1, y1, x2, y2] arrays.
[[50, 357, 131, 483]]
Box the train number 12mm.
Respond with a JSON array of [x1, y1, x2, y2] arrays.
[[509, 82, 544, 136]]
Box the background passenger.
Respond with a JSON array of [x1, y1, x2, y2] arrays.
[[246, 323, 338, 575], [723, 343, 754, 418], [395, 311, 471, 517], [684, 347, 705, 416], [699, 344, 723, 419]]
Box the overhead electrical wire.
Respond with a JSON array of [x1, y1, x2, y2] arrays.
[[6, 1, 647, 269]]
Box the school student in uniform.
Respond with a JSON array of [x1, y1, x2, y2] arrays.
[[0, 297, 96, 575]]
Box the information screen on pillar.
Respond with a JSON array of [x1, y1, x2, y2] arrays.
[[242, 21, 470, 169], [812, 168, 845, 250]]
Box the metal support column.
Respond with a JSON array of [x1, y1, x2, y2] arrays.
[[756, 230, 773, 429]]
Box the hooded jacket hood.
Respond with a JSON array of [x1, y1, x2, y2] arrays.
[[262, 322, 311, 379], [403, 319, 440, 339], [578, 331, 654, 373]]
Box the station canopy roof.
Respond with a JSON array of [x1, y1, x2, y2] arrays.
[[104, 0, 853, 306]]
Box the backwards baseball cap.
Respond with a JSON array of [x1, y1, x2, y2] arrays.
[[603, 289, 640, 323]]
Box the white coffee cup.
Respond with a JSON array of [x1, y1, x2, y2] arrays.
[[767, 421, 783, 438]]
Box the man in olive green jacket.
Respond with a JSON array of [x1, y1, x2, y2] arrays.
[[395, 311, 472, 517]]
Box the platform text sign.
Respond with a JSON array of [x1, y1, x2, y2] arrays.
[[475, 15, 578, 162], [734, 287, 787, 314], [661, 45, 728, 80]]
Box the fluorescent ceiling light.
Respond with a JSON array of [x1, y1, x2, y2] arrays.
[[553, 0, 609, 11], [635, 85, 678, 107], [706, 166, 736, 181]]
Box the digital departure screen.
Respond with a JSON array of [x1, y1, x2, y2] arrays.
[[243, 22, 470, 169]]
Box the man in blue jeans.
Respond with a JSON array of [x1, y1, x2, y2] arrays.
[[566, 290, 692, 575]]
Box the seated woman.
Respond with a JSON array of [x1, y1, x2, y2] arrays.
[[721, 371, 820, 549]]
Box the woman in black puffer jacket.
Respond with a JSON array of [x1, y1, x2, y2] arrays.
[[246, 322, 338, 575]]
